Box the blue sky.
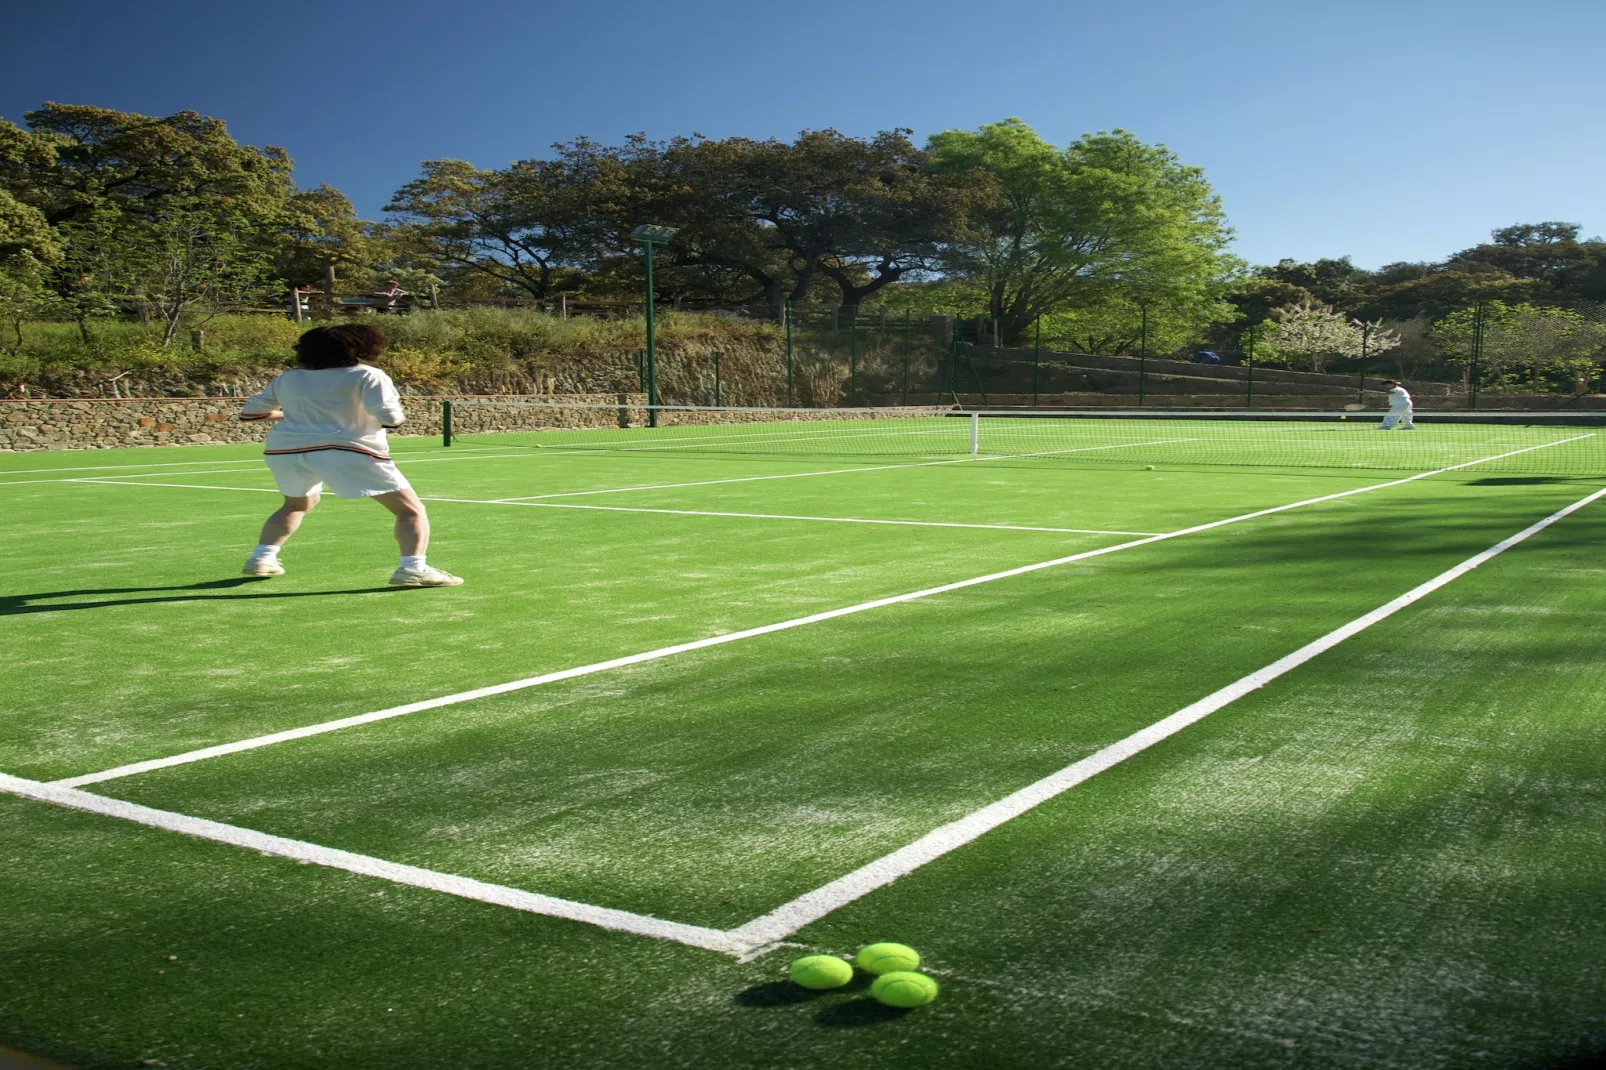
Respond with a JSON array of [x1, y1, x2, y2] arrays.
[[5, 0, 1602, 269]]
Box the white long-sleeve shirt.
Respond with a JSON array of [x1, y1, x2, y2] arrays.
[[1387, 385, 1412, 410], [240, 365, 405, 460]]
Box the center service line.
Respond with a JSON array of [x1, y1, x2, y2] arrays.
[[51, 436, 1573, 790]]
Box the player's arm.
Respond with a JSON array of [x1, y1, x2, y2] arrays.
[[363, 370, 406, 429], [239, 378, 284, 422]]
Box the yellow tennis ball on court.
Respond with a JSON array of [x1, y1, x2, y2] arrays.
[[871, 971, 939, 1007], [788, 954, 853, 990], [856, 942, 920, 975]]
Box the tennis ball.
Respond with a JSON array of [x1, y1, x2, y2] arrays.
[[856, 942, 920, 975], [871, 971, 939, 1008], [789, 954, 853, 990]]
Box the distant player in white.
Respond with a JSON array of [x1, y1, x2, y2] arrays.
[[1377, 379, 1415, 430], [238, 324, 463, 587]]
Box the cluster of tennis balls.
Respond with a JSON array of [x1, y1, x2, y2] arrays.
[[788, 942, 939, 1008]]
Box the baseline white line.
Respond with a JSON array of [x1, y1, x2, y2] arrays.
[[725, 482, 1606, 951], [423, 497, 1157, 536], [52, 436, 1576, 790], [488, 439, 1198, 502], [68, 478, 283, 494], [0, 451, 601, 487], [0, 442, 516, 476], [0, 773, 738, 953]]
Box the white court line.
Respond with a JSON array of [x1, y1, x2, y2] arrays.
[[69, 478, 283, 494], [0, 451, 588, 487], [422, 497, 1161, 537], [0, 442, 513, 477], [724, 481, 1606, 951], [0, 773, 740, 954], [59, 477, 1156, 536], [488, 439, 1198, 502], [8, 482, 1600, 957], [52, 435, 1577, 790]]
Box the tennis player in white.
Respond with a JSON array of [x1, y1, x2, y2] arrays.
[[238, 324, 463, 587], [1377, 378, 1415, 430]]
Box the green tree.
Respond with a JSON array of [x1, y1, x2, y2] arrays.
[[387, 155, 600, 300], [1430, 302, 1606, 391], [925, 119, 1234, 345], [277, 184, 377, 297]]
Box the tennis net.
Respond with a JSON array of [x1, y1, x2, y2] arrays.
[[438, 401, 1606, 475]]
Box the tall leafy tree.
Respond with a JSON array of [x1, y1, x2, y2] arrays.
[[386, 154, 601, 299], [4, 103, 293, 229], [926, 119, 1235, 344]]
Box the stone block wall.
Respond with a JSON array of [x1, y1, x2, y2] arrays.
[[0, 394, 650, 452]]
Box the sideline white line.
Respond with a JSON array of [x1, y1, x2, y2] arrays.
[[0, 773, 739, 953], [724, 482, 1606, 951], [422, 498, 1161, 537], [51, 436, 1574, 790], [7, 482, 1600, 957], [488, 439, 1197, 501]]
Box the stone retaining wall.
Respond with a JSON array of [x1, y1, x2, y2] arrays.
[[0, 394, 648, 452]]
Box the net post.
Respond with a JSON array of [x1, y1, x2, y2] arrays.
[[442, 399, 452, 447], [970, 410, 980, 456]]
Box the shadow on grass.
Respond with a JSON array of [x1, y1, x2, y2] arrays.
[[1, 577, 407, 617], [1465, 476, 1592, 486], [813, 998, 911, 1028], [730, 981, 825, 1008]]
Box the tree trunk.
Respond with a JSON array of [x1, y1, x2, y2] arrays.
[[76, 313, 92, 345], [323, 261, 337, 319]]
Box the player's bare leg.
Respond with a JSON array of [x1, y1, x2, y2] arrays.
[[375, 489, 462, 587], [243, 493, 319, 576]]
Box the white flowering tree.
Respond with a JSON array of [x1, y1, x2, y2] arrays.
[[1259, 301, 1361, 372], [1253, 301, 1402, 372]]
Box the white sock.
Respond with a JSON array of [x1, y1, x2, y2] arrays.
[[400, 554, 427, 571], [251, 544, 281, 560]]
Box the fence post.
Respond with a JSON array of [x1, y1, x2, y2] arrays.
[[849, 312, 858, 405], [1137, 303, 1148, 408], [442, 399, 453, 447], [785, 299, 795, 407], [1032, 315, 1041, 406], [1469, 300, 1485, 410], [901, 309, 910, 405], [1245, 327, 1254, 408]]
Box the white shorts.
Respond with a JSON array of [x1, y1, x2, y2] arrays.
[[264, 449, 412, 499]]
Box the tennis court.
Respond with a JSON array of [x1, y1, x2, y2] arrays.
[[2, 408, 1604, 1069]]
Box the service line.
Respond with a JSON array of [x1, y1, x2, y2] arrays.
[[5, 481, 1600, 957], [421, 497, 1161, 537], [60, 477, 1157, 536], [51, 435, 1575, 790]]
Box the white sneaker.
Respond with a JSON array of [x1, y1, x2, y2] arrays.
[[242, 557, 285, 577], [388, 565, 464, 587]]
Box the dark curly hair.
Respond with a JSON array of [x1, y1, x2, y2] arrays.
[[295, 324, 385, 369]]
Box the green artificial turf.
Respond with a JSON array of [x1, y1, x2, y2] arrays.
[[1, 428, 1603, 1069]]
